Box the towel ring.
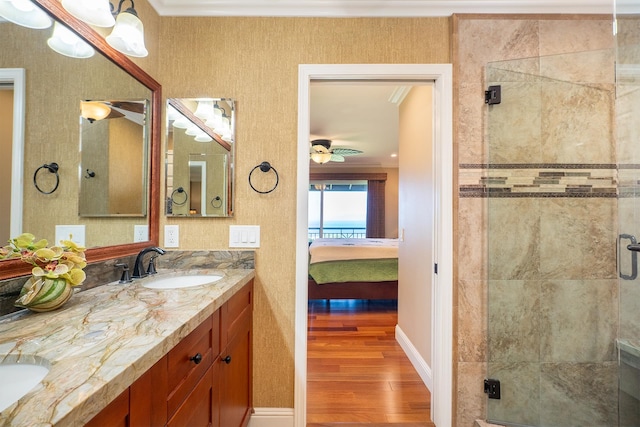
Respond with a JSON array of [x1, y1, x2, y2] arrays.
[[248, 161, 279, 194], [170, 187, 188, 205], [210, 196, 223, 208], [33, 162, 60, 195]]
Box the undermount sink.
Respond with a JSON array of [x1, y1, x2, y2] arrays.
[[142, 274, 223, 290], [0, 357, 50, 412]]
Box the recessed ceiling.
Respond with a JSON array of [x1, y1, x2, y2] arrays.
[[147, 0, 612, 17]]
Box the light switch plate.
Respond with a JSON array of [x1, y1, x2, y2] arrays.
[[55, 225, 85, 247], [229, 225, 260, 248]]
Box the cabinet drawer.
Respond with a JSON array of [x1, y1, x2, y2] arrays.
[[221, 282, 253, 348], [167, 316, 214, 417]]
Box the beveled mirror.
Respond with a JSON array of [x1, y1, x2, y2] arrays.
[[165, 98, 235, 217], [0, 0, 161, 279]]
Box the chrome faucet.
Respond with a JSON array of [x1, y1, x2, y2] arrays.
[[132, 247, 166, 278]]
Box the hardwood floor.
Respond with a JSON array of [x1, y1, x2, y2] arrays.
[[307, 299, 434, 427]]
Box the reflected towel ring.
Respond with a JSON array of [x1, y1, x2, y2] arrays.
[[210, 196, 223, 208], [249, 161, 279, 194], [33, 163, 60, 195], [170, 187, 188, 205], [85, 169, 96, 179]]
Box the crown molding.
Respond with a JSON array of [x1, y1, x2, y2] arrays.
[[148, 0, 612, 17]]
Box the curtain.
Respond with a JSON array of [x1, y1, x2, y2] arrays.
[[366, 179, 385, 238]]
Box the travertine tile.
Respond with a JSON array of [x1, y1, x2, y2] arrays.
[[457, 362, 487, 427], [458, 279, 487, 362], [486, 362, 540, 426]]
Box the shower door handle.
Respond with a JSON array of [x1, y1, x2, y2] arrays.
[[620, 233, 638, 280]]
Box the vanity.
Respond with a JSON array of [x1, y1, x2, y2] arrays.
[[0, 268, 254, 426]]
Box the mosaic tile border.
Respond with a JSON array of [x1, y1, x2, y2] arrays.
[[460, 163, 622, 198]]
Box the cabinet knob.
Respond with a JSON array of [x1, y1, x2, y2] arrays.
[[222, 355, 232, 364], [190, 353, 203, 364]]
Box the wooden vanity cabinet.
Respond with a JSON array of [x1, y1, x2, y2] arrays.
[[85, 280, 253, 427], [220, 282, 253, 427]]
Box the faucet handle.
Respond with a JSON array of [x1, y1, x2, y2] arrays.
[[146, 256, 159, 275], [115, 263, 133, 284]]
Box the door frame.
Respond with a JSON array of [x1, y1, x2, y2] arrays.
[[0, 68, 25, 238], [294, 63, 453, 426]]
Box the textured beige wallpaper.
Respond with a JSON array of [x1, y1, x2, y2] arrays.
[[157, 17, 451, 408]]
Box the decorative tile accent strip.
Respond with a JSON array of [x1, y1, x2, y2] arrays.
[[459, 164, 619, 198]]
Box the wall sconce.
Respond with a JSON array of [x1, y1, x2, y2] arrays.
[[61, 0, 148, 57], [0, 0, 52, 29]]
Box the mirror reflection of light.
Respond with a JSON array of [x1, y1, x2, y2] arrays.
[[195, 131, 213, 143], [172, 116, 190, 129], [194, 100, 215, 121], [0, 0, 52, 29], [185, 124, 200, 136], [61, 0, 114, 27], [47, 22, 95, 59]]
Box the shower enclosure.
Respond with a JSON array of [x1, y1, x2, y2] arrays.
[[485, 10, 640, 426]]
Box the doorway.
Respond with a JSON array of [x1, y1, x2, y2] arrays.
[[294, 64, 453, 427], [0, 68, 25, 243]]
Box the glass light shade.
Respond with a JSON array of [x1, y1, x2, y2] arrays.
[[61, 0, 115, 27], [172, 116, 190, 129], [106, 11, 148, 58], [81, 101, 111, 121], [47, 22, 95, 58], [185, 125, 199, 136], [194, 100, 214, 120], [0, 0, 52, 29], [194, 131, 212, 143], [310, 152, 332, 164]]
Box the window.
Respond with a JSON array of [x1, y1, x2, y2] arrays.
[[308, 181, 367, 240]]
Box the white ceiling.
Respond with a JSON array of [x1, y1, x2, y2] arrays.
[[147, 0, 612, 17]]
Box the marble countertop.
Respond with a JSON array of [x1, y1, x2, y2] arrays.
[[0, 268, 255, 426]]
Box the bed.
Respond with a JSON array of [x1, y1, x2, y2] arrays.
[[308, 238, 398, 300]]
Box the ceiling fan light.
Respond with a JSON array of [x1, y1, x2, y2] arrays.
[[106, 10, 148, 57], [310, 152, 332, 164], [0, 0, 52, 29], [81, 101, 111, 122], [61, 0, 115, 27], [47, 22, 95, 58]]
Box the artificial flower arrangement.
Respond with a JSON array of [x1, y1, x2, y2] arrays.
[[0, 233, 87, 311]]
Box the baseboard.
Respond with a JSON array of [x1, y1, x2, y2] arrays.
[[395, 324, 433, 391], [248, 408, 295, 427]]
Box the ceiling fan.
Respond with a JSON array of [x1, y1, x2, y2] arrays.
[[309, 139, 362, 164]]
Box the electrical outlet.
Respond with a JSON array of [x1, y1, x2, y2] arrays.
[[164, 225, 179, 248], [134, 225, 149, 243], [55, 225, 85, 247]]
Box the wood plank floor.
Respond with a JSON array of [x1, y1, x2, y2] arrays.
[[307, 299, 434, 427]]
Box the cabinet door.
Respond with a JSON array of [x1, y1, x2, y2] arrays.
[[85, 388, 129, 427], [220, 310, 252, 427], [167, 363, 219, 427]]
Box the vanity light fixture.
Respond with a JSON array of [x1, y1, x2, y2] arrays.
[[0, 0, 52, 29], [194, 100, 215, 121], [47, 22, 95, 59], [81, 101, 111, 122], [61, 0, 148, 58]]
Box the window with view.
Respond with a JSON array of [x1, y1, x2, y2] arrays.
[[308, 181, 367, 241]]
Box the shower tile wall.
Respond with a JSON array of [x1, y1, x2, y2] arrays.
[[453, 16, 615, 427]]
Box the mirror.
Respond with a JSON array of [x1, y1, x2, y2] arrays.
[[0, 0, 161, 279], [166, 98, 235, 217], [79, 99, 149, 217]]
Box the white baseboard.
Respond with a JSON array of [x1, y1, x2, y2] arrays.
[[248, 408, 295, 427], [395, 324, 433, 391]]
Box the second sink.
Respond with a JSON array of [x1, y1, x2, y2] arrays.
[[0, 356, 50, 412], [142, 274, 223, 290]]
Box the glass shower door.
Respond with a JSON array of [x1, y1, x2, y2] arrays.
[[486, 49, 618, 426], [616, 10, 640, 426]]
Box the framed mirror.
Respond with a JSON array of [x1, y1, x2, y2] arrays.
[[0, 0, 161, 279], [166, 98, 235, 217]]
